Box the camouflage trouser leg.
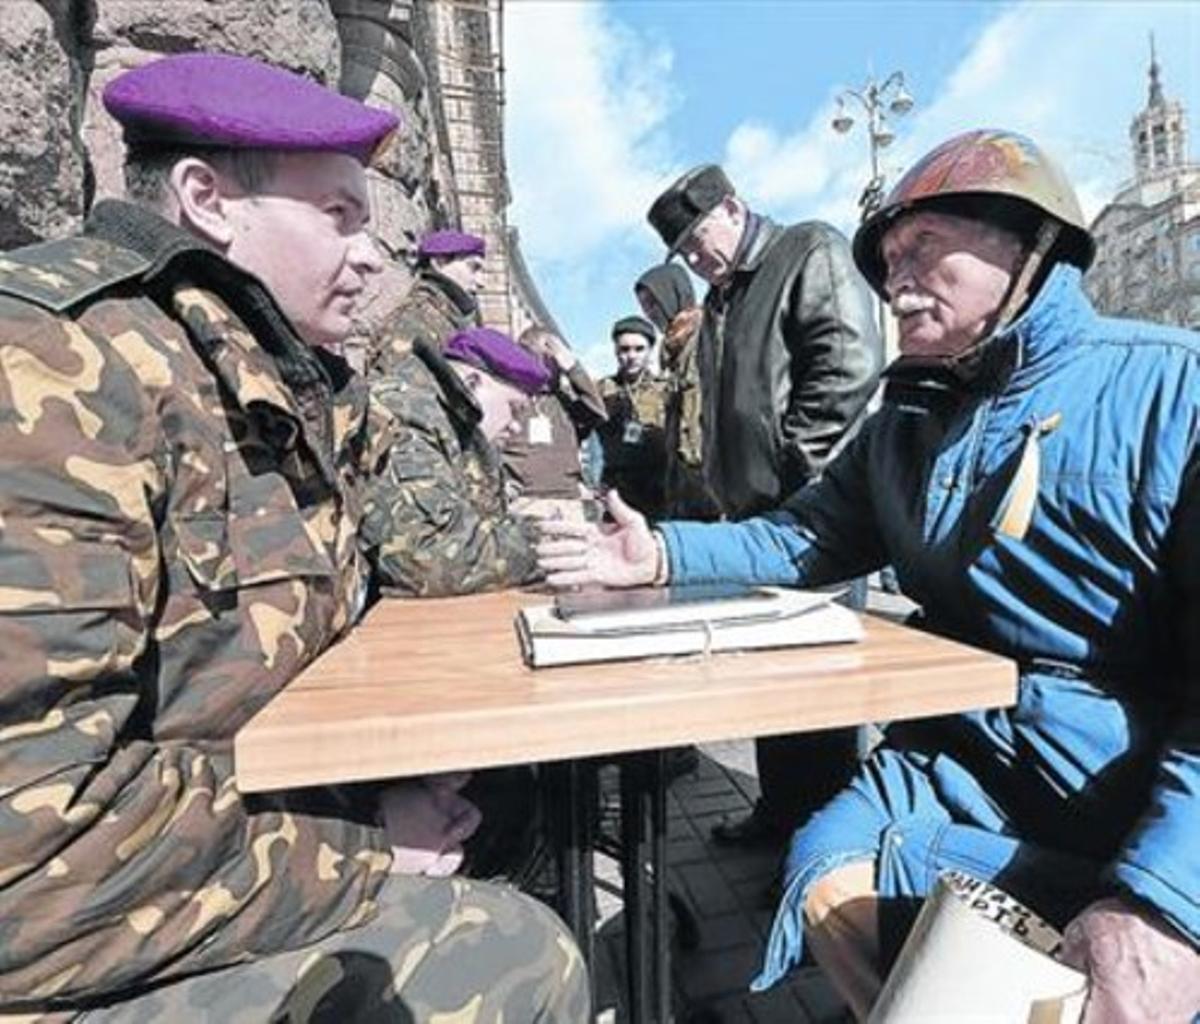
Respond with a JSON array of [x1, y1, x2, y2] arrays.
[[79, 875, 589, 1024]]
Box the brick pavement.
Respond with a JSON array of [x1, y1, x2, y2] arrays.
[[589, 741, 849, 1023]]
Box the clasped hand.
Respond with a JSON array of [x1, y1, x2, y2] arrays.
[[380, 771, 481, 877], [1061, 897, 1200, 1023]]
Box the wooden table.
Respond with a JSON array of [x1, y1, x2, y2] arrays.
[[235, 590, 1015, 791], [235, 590, 1017, 1021]]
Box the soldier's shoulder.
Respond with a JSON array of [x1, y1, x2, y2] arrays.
[[0, 236, 150, 314], [372, 352, 448, 427], [376, 292, 453, 361], [598, 375, 620, 397]]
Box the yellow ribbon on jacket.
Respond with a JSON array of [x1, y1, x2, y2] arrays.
[[992, 413, 1062, 542]]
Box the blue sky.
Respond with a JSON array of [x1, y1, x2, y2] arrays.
[[504, 1, 1200, 375]]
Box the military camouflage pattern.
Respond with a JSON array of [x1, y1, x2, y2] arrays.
[[0, 206, 407, 1018], [658, 308, 720, 520], [367, 270, 480, 376], [74, 876, 589, 1023], [596, 372, 670, 519], [363, 340, 541, 597]]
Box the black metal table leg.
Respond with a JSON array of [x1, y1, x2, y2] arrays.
[[620, 755, 650, 1023], [650, 749, 670, 1022], [577, 758, 597, 970], [548, 759, 595, 985]]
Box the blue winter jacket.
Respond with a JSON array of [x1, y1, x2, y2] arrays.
[[661, 265, 1200, 946]]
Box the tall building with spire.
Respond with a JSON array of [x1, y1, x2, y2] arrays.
[[1087, 39, 1200, 328]]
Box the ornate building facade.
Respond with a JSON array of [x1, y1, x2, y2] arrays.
[[1087, 44, 1200, 329], [0, 0, 554, 355]]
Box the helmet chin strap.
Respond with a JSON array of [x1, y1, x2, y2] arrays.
[[896, 219, 1061, 381]]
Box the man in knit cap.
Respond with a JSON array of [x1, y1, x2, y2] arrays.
[[634, 263, 715, 519], [369, 227, 486, 374], [0, 51, 586, 1023]]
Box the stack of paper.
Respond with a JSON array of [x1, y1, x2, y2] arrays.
[[869, 871, 1086, 1023], [515, 587, 863, 668]]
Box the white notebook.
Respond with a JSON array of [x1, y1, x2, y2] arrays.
[[515, 586, 863, 668]]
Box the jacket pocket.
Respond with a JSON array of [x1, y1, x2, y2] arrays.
[[173, 507, 336, 592]]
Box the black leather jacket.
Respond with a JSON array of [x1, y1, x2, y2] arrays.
[[698, 215, 883, 518]]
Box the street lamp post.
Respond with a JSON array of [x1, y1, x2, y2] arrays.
[[831, 69, 915, 433], [831, 70, 915, 223], [831, 71, 914, 597]]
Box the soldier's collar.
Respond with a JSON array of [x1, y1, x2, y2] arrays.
[[732, 213, 776, 274], [423, 268, 479, 318], [85, 198, 214, 280], [84, 199, 331, 396]]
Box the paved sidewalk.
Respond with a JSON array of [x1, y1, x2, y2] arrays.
[[589, 741, 849, 1023]]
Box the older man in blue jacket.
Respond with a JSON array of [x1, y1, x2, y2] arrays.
[[539, 129, 1200, 1021]]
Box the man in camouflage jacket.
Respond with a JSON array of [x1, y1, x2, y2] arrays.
[[596, 315, 670, 519], [365, 329, 547, 597], [0, 53, 586, 1023], [366, 229, 484, 375]]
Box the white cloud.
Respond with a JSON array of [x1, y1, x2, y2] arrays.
[[505, 1, 693, 373], [505, 1, 680, 262], [723, 2, 1199, 236], [505, 1, 1198, 375]]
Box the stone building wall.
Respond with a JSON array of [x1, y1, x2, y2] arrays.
[[0, 0, 556, 355]]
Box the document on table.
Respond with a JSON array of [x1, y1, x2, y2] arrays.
[[515, 587, 863, 668]]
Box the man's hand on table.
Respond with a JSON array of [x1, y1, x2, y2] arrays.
[[536, 489, 659, 588], [1060, 896, 1200, 1023], [380, 772, 482, 877]]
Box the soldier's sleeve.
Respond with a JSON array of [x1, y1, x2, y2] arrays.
[[780, 225, 884, 482], [0, 306, 390, 1004], [364, 381, 540, 597], [560, 363, 608, 435]]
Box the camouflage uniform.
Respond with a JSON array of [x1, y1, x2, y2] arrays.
[[658, 306, 720, 520], [363, 339, 541, 597], [75, 877, 586, 1023], [0, 201, 585, 1021], [367, 270, 480, 375], [596, 371, 670, 519]]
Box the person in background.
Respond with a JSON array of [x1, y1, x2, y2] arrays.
[[503, 325, 607, 522], [596, 314, 670, 519], [368, 228, 485, 373], [364, 327, 550, 598], [645, 162, 884, 854], [540, 128, 1200, 1024], [0, 52, 587, 1023], [634, 263, 716, 520]]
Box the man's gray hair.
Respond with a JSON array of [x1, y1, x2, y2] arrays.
[[123, 146, 280, 208]]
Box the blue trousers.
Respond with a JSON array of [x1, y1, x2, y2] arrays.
[[753, 745, 1106, 990]]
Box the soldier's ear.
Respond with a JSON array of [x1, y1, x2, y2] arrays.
[[170, 157, 235, 249]]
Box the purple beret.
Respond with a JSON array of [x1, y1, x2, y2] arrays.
[[418, 230, 486, 259], [444, 328, 551, 396], [103, 53, 400, 165]]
